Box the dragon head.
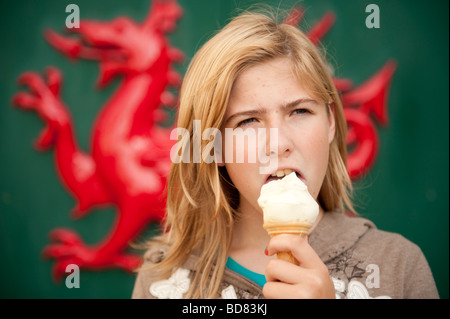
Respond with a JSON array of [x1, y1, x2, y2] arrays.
[[45, 0, 182, 87]]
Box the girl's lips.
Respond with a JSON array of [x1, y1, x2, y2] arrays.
[[264, 169, 306, 185]]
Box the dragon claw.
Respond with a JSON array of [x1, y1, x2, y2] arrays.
[[43, 228, 96, 281], [43, 243, 75, 259], [43, 227, 143, 281], [11, 92, 39, 110], [17, 71, 47, 96], [13, 68, 69, 150], [48, 228, 83, 245], [45, 66, 62, 96]]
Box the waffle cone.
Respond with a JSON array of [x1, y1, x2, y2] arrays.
[[263, 221, 312, 265]]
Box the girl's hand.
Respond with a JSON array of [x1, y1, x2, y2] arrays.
[[263, 234, 335, 299]]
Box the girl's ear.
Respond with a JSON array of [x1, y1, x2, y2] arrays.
[[328, 102, 336, 144]]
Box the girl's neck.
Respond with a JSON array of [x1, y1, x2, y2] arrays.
[[229, 200, 271, 274]]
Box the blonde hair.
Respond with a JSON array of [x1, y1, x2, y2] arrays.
[[148, 9, 355, 298]]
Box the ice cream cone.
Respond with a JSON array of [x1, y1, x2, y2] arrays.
[[263, 221, 312, 265]]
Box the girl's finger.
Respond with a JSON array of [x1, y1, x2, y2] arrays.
[[265, 258, 304, 284], [263, 280, 311, 299], [267, 234, 323, 269]]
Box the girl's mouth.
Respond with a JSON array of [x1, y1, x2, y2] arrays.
[[265, 168, 304, 184]]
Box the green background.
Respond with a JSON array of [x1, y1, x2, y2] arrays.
[[0, 0, 448, 298]]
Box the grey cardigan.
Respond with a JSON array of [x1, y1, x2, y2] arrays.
[[132, 211, 439, 299]]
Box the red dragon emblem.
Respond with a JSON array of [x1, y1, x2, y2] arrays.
[[12, 2, 396, 281]]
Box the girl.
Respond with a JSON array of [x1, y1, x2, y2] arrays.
[[132, 10, 438, 299]]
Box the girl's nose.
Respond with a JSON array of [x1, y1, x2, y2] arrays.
[[276, 125, 294, 158], [265, 123, 294, 158]]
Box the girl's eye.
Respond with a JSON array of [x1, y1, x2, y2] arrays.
[[291, 108, 311, 116], [237, 117, 257, 127]]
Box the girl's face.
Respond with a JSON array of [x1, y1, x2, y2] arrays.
[[220, 57, 335, 216]]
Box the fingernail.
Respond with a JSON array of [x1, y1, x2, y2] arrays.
[[264, 247, 268, 256]]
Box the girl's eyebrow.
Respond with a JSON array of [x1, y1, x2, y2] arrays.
[[225, 98, 319, 125], [283, 98, 319, 110]]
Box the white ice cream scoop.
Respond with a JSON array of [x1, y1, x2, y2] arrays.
[[257, 172, 319, 264], [257, 172, 319, 224]]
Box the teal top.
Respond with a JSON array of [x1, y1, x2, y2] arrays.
[[226, 257, 267, 287]]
